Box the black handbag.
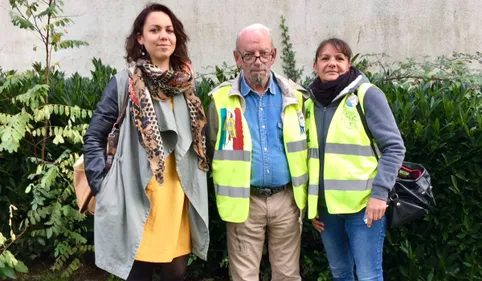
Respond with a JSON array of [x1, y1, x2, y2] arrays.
[[354, 90, 436, 227], [386, 161, 435, 227]]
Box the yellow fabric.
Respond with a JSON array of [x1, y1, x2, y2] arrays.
[[305, 98, 320, 219], [323, 83, 378, 214], [304, 83, 379, 217], [281, 90, 309, 211], [136, 152, 191, 262], [211, 86, 253, 223], [135, 98, 191, 262], [211, 86, 308, 223]]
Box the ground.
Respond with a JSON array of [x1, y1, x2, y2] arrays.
[[16, 259, 227, 281]]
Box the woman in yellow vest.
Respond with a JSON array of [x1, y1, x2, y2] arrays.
[[305, 38, 405, 280], [83, 4, 209, 280]]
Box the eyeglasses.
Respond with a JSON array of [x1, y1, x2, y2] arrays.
[[239, 51, 274, 64]]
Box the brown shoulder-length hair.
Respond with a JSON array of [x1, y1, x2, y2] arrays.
[[125, 3, 190, 71], [314, 38, 353, 62]]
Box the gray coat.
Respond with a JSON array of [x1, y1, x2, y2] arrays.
[[88, 70, 209, 279]]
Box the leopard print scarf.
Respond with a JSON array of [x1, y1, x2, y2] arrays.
[[129, 60, 209, 184]]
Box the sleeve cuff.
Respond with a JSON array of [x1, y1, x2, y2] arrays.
[[370, 185, 389, 201]]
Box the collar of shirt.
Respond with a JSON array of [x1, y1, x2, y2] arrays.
[[240, 72, 277, 97]]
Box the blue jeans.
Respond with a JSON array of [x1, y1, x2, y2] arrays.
[[319, 208, 386, 281]]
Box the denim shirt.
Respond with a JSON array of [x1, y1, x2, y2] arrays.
[[241, 73, 290, 187]]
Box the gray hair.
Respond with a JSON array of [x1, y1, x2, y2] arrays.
[[235, 23, 274, 51]]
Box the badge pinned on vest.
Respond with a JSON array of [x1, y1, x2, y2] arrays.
[[345, 94, 359, 108], [225, 111, 236, 139], [223, 109, 236, 150], [219, 108, 244, 151], [297, 111, 306, 134]]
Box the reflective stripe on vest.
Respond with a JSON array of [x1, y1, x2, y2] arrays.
[[212, 85, 308, 223], [305, 82, 379, 218]]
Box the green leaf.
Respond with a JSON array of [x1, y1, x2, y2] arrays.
[[52, 134, 65, 144], [36, 164, 43, 175], [10, 13, 35, 30], [1, 265, 17, 279], [37, 237, 46, 246], [46, 228, 53, 239], [427, 269, 434, 281], [0, 233, 7, 247], [0, 112, 31, 153], [450, 175, 459, 193], [34, 212, 40, 223], [14, 260, 28, 273], [53, 39, 88, 52], [40, 167, 58, 189], [52, 32, 62, 44], [13, 84, 49, 109], [25, 183, 33, 194]]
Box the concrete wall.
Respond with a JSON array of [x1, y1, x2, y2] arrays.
[[1, 0, 481, 76]]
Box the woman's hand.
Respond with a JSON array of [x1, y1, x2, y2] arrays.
[[312, 216, 325, 232], [365, 197, 388, 227]]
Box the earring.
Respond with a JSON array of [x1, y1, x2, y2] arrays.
[[140, 45, 146, 56]]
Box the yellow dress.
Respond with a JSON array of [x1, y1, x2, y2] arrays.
[[135, 101, 191, 263]]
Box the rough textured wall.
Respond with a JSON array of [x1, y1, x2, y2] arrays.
[[0, 0, 481, 76]]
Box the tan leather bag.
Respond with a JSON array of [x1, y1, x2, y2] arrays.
[[74, 155, 96, 215], [74, 90, 130, 215]]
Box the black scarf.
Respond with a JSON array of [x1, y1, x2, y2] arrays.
[[311, 67, 360, 106]]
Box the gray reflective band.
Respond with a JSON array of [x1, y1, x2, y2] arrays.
[[214, 150, 250, 161], [325, 143, 375, 157], [292, 173, 308, 186], [215, 185, 250, 198], [308, 148, 319, 159], [324, 178, 375, 191], [308, 184, 319, 195], [286, 140, 307, 153]]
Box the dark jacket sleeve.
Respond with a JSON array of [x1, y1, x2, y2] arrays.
[[364, 86, 406, 200], [83, 77, 119, 195]]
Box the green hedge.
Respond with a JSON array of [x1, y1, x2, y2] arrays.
[[1, 56, 481, 280]]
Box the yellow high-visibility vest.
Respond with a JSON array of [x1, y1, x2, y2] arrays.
[[212, 85, 308, 223], [305, 83, 379, 219]]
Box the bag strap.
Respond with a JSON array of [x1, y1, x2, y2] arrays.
[[113, 86, 130, 129], [353, 87, 380, 161]]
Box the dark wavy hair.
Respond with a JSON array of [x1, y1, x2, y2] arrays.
[[125, 3, 190, 70], [314, 38, 353, 62]]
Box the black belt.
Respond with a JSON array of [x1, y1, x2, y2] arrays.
[[250, 183, 290, 197]]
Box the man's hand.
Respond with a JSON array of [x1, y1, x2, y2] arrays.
[[365, 197, 388, 227], [311, 216, 325, 232]]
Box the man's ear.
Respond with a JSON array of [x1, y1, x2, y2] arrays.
[[233, 50, 242, 67], [271, 47, 277, 60]]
